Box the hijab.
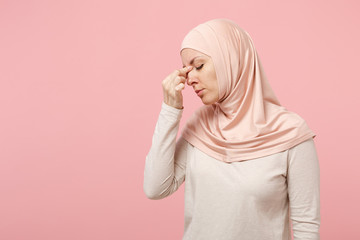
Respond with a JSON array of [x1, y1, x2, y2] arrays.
[[179, 18, 316, 163]]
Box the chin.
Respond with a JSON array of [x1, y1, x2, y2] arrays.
[[201, 98, 216, 105]]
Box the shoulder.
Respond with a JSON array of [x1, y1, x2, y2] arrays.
[[287, 137, 319, 166], [289, 137, 316, 153]]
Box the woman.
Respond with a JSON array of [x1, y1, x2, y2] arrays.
[[143, 18, 320, 240]]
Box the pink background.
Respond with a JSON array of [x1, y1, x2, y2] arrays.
[[1, 0, 359, 239]]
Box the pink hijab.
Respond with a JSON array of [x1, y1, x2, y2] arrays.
[[179, 18, 316, 163]]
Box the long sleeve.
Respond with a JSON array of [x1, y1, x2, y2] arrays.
[[143, 101, 188, 200], [287, 138, 321, 240]]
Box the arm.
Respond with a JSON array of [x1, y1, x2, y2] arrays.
[[143, 101, 188, 200], [287, 138, 321, 239]]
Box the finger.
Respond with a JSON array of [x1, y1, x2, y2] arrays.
[[175, 83, 185, 91], [174, 76, 186, 85], [177, 66, 193, 77]]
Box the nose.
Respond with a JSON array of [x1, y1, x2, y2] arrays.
[[186, 70, 198, 86]]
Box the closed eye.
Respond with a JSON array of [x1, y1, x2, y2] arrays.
[[185, 64, 204, 79], [196, 64, 204, 70]]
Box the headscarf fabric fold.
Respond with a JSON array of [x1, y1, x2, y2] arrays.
[[180, 18, 316, 163]]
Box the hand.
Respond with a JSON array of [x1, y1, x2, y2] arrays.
[[162, 66, 193, 109]]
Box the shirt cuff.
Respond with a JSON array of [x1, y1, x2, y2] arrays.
[[161, 101, 184, 122]]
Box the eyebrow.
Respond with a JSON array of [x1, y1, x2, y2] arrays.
[[182, 56, 202, 68]]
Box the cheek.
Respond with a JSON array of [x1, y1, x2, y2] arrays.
[[210, 72, 218, 89]]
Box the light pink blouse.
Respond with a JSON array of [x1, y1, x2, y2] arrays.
[[143, 102, 321, 240]]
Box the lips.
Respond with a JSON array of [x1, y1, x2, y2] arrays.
[[196, 89, 204, 96], [195, 89, 204, 94]]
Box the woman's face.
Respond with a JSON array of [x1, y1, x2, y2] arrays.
[[181, 48, 219, 105]]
